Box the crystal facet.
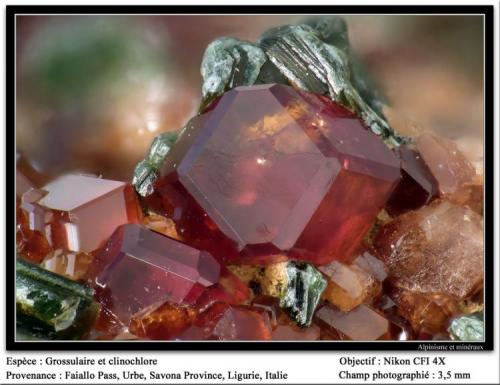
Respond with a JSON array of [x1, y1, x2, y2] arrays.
[[315, 304, 391, 340], [352, 249, 388, 282], [87, 224, 221, 324], [41, 249, 94, 280], [386, 146, 438, 215], [146, 84, 400, 265], [20, 174, 141, 253], [319, 261, 380, 311]]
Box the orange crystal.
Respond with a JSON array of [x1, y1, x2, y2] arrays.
[[374, 200, 483, 299], [129, 301, 198, 340], [41, 249, 94, 280], [319, 261, 380, 311]]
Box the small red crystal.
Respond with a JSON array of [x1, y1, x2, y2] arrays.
[[88, 224, 221, 324], [194, 266, 250, 312], [146, 84, 400, 264], [386, 146, 438, 215]]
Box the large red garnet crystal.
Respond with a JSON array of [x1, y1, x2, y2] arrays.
[[146, 84, 400, 265]]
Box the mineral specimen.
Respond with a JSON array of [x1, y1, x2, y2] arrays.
[[374, 200, 483, 299], [145, 84, 400, 265], [15, 16, 485, 343]]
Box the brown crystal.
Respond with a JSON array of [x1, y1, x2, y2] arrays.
[[374, 200, 483, 299], [129, 301, 198, 340], [387, 287, 458, 335], [41, 249, 94, 280], [16, 198, 51, 263], [320, 261, 380, 311], [448, 182, 483, 215], [142, 213, 180, 240]]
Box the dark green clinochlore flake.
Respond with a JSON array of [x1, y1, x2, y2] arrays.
[[259, 23, 405, 146], [279, 261, 327, 327], [132, 131, 179, 197], [200, 37, 267, 111], [199, 16, 408, 146], [16, 257, 99, 340], [303, 16, 388, 117], [448, 311, 484, 342]]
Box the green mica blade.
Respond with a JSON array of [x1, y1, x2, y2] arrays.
[[16, 258, 99, 340], [279, 261, 327, 327]]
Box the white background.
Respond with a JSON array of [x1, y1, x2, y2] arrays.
[[1, 0, 498, 384]]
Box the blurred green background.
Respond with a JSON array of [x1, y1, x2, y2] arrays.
[[16, 15, 484, 181]]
